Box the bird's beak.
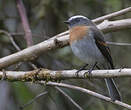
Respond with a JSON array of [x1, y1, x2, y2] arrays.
[[64, 20, 70, 24]]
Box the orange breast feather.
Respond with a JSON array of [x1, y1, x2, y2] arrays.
[[69, 26, 89, 44]]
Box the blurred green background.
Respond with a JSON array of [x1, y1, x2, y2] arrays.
[[0, 0, 131, 110]]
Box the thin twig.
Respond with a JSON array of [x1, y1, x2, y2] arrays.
[[0, 30, 21, 51], [55, 86, 84, 110], [93, 7, 131, 23], [16, 0, 33, 46], [20, 91, 48, 110], [107, 41, 131, 46], [39, 81, 131, 110]]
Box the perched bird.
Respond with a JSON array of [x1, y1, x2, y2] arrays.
[[64, 15, 121, 101]]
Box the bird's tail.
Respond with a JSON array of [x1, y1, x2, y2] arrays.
[[105, 78, 121, 101], [102, 61, 121, 101]]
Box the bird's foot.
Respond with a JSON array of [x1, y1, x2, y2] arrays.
[[75, 64, 88, 77], [84, 68, 93, 79], [119, 65, 127, 72], [84, 62, 97, 79]]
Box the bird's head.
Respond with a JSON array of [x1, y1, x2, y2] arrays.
[[64, 15, 93, 28]]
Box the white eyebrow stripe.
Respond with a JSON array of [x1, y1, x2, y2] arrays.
[[69, 15, 87, 21]]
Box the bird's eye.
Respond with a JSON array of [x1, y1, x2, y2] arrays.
[[71, 18, 80, 25]]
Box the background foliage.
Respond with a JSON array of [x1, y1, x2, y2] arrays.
[[0, 0, 131, 110]]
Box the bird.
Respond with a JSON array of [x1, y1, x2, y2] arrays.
[[64, 15, 121, 101]]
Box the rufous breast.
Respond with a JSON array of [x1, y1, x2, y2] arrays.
[[69, 26, 89, 44]]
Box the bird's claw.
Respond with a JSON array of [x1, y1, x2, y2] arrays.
[[84, 69, 92, 79], [75, 70, 80, 77]]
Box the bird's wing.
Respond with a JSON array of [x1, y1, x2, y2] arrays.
[[90, 27, 114, 69]]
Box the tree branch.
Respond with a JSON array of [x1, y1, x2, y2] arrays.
[[16, 0, 33, 46], [38, 81, 131, 110], [55, 87, 84, 110], [0, 30, 37, 69], [0, 18, 131, 69], [93, 7, 131, 23], [20, 91, 48, 109], [0, 68, 131, 109], [97, 19, 131, 33], [0, 68, 131, 81]]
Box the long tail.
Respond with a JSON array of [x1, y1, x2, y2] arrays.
[[105, 78, 121, 101]]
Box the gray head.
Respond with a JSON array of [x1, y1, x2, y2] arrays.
[[64, 15, 94, 28]]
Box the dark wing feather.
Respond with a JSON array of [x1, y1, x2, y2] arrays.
[[90, 27, 114, 69], [89, 27, 121, 101]]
